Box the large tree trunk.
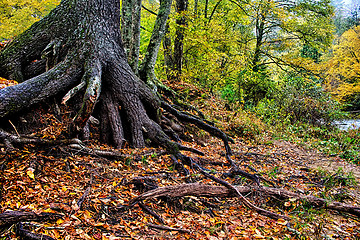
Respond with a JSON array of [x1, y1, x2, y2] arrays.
[[0, 0, 170, 149], [0, 0, 230, 154]]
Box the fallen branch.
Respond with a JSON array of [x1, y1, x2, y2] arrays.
[[131, 183, 360, 218], [16, 222, 55, 240], [147, 223, 190, 233], [197, 167, 288, 220], [177, 154, 287, 220], [0, 211, 63, 228], [138, 201, 165, 224]]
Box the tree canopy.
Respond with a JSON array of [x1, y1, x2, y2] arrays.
[[0, 0, 59, 40]]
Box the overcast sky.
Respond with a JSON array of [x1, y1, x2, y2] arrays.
[[344, 0, 359, 5]]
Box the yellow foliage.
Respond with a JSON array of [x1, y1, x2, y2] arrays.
[[323, 26, 360, 101], [0, 0, 60, 39], [0, 76, 18, 89]]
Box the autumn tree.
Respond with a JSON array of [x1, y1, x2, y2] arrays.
[[248, 0, 334, 72], [139, 0, 172, 89], [164, 0, 334, 105], [161, 0, 188, 82], [332, 0, 360, 35], [323, 25, 360, 110]]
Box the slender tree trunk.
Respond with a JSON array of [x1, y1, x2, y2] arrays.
[[139, 0, 172, 89], [173, 0, 188, 79], [121, 0, 142, 74], [252, 20, 264, 72], [162, 0, 188, 83], [194, 0, 198, 17], [208, 0, 222, 23], [252, 4, 267, 72], [163, 22, 174, 80], [205, 0, 208, 18]]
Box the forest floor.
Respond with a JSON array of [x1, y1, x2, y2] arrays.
[[0, 82, 359, 239], [1, 124, 359, 239]]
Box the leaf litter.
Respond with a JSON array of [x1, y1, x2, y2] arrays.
[[0, 84, 359, 239]]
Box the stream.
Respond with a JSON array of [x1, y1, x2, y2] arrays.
[[333, 119, 360, 131]]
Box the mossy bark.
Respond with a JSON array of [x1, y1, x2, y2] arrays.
[[139, 0, 172, 90]]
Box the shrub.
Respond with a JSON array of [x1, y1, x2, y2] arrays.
[[255, 74, 345, 126]]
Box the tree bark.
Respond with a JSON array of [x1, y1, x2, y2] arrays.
[[0, 211, 62, 228], [252, 5, 266, 72], [204, 0, 208, 18], [121, 0, 142, 74]]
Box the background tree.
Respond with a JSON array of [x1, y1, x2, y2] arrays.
[[0, 0, 60, 40], [121, 0, 142, 74], [165, 0, 334, 105], [139, 0, 172, 88], [332, 0, 360, 35], [161, 0, 189, 82], [323, 25, 360, 110]]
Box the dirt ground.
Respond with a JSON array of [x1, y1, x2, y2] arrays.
[[1, 136, 359, 239]]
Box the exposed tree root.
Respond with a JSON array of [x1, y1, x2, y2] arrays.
[[0, 128, 83, 149], [131, 183, 360, 218], [161, 102, 235, 166], [138, 201, 165, 224], [224, 168, 261, 185], [147, 223, 190, 233], [68, 143, 132, 160], [0, 211, 63, 228], [77, 186, 91, 211], [16, 222, 56, 240]]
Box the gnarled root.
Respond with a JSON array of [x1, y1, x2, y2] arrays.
[[131, 183, 360, 219]]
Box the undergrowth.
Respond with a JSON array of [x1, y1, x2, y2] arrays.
[[176, 77, 360, 165], [271, 123, 360, 165]]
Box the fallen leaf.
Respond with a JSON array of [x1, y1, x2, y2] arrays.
[[26, 168, 35, 179]]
